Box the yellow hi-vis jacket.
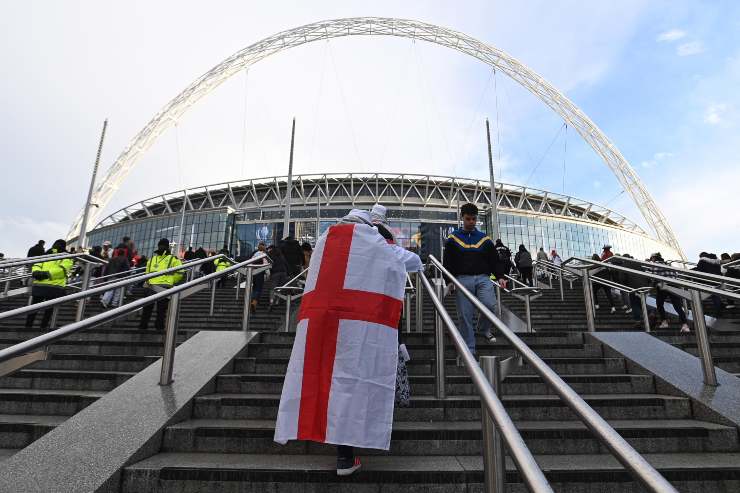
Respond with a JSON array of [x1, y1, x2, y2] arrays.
[[146, 253, 184, 288], [32, 249, 74, 289], [214, 257, 232, 273]]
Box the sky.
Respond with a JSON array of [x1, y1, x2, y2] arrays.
[[1, 1, 739, 259]]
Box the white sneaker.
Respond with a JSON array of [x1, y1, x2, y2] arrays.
[[680, 324, 691, 333], [485, 332, 496, 343], [625, 308, 633, 314], [622, 305, 629, 310], [659, 320, 670, 329], [727, 304, 736, 310], [594, 304, 600, 310], [337, 457, 362, 476], [610, 307, 616, 314], [100, 299, 109, 309]]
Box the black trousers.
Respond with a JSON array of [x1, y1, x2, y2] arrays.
[[656, 288, 687, 324], [25, 286, 65, 329], [138, 289, 170, 330], [593, 284, 615, 308], [337, 445, 354, 461], [519, 267, 533, 286]]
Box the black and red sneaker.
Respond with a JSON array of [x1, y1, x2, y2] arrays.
[[337, 456, 362, 477]]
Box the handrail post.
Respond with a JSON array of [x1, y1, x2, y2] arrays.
[[415, 272, 423, 332], [582, 268, 596, 332], [495, 283, 502, 317], [524, 294, 533, 333], [434, 277, 446, 400], [639, 291, 650, 333], [235, 270, 242, 300], [558, 271, 564, 301], [480, 356, 506, 493], [209, 279, 217, 316], [690, 289, 718, 386], [404, 290, 412, 334], [159, 292, 181, 385], [284, 294, 292, 332], [75, 263, 93, 322], [241, 267, 254, 332]]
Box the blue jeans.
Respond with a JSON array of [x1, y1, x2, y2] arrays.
[[455, 274, 497, 355]]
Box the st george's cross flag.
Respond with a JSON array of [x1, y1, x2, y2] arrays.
[[274, 222, 406, 450]]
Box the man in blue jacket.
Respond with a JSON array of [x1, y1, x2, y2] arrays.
[[442, 203, 498, 355]]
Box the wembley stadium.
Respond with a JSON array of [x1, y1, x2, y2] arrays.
[[85, 172, 682, 261]]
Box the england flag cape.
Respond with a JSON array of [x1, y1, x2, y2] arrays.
[[274, 222, 406, 450]]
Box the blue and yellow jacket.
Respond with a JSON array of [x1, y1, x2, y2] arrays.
[[442, 228, 497, 277]]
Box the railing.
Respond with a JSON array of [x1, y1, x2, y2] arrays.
[[494, 274, 541, 333], [419, 266, 551, 492], [532, 259, 578, 301], [0, 253, 108, 302], [564, 257, 740, 386], [425, 255, 678, 493], [0, 254, 269, 384], [273, 268, 309, 332], [403, 272, 415, 333]]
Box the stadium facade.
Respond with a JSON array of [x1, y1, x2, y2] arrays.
[[86, 173, 681, 261]]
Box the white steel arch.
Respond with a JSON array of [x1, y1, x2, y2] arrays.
[[68, 17, 684, 257]]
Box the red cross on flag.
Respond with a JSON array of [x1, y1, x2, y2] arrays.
[[274, 222, 406, 450]]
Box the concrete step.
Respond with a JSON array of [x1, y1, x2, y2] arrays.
[[215, 373, 655, 396], [0, 339, 167, 356], [193, 393, 692, 421], [31, 353, 160, 372], [0, 388, 104, 415], [0, 414, 66, 448], [233, 356, 628, 376], [121, 451, 740, 493], [244, 342, 604, 359], [0, 368, 135, 391], [161, 418, 738, 456]]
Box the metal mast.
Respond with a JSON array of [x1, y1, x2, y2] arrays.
[[486, 118, 499, 238], [77, 119, 108, 250], [282, 117, 296, 239]]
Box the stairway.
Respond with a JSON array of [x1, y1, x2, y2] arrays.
[[120, 298, 740, 491], [2, 277, 740, 491], [0, 278, 276, 460]]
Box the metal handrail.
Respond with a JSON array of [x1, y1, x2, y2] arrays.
[[418, 272, 552, 492], [272, 268, 309, 333], [571, 258, 740, 302], [0, 255, 227, 322], [427, 255, 678, 493], [0, 254, 269, 385], [601, 256, 740, 289], [0, 253, 107, 270], [564, 257, 740, 385]]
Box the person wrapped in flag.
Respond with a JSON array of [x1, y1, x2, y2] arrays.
[[274, 209, 407, 476]]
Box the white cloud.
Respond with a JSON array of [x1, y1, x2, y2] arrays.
[[640, 151, 673, 168], [704, 103, 728, 124], [0, 217, 69, 258], [657, 29, 686, 42], [658, 166, 740, 259], [677, 41, 705, 56]]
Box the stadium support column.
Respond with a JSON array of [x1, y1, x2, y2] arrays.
[[486, 118, 499, 239], [77, 119, 108, 250], [282, 117, 296, 239]]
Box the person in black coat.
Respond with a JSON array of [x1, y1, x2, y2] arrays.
[[493, 239, 512, 286], [267, 245, 289, 309], [514, 245, 534, 286], [280, 236, 303, 278], [27, 240, 45, 258]]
